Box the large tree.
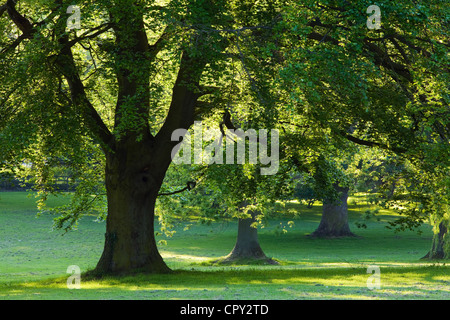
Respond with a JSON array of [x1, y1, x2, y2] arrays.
[[0, 0, 259, 274], [1, 0, 290, 274], [279, 0, 449, 258]]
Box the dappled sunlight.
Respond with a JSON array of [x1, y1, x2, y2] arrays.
[[0, 192, 448, 300], [162, 251, 212, 263], [0, 263, 448, 300], [277, 288, 382, 300]]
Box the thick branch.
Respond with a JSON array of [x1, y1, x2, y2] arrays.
[[52, 28, 113, 150], [0, 3, 7, 18], [194, 100, 223, 120], [362, 39, 413, 83], [0, 32, 27, 54], [6, 0, 33, 35], [53, 51, 114, 150], [306, 31, 340, 46], [111, 12, 153, 138], [1, 2, 64, 54], [157, 181, 196, 197], [393, 34, 431, 58], [339, 131, 381, 148], [155, 52, 206, 143], [337, 130, 407, 154], [305, 23, 413, 83], [307, 17, 350, 31], [3, 2, 112, 149], [198, 85, 222, 97], [220, 110, 265, 144], [67, 23, 113, 47], [147, 26, 169, 62]]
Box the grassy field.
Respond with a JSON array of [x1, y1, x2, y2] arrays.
[[0, 191, 448, 300]]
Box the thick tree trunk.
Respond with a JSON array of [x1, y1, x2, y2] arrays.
[[310, 185, 356, 238], [221, 209, 277, 264], [225, 212, 267, 260], [422, 221, 449, 260], [93, 51, 205, 274], [94, 139, 172, 274]]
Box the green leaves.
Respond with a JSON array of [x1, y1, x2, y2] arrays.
[[1, 0, 448, 254]]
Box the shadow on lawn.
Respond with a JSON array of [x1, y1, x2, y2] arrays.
[[3, 264, 448, 300]]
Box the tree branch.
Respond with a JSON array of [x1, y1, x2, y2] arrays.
[[0, 32, 27, 54], [157, 181, 196, 197], [6, 0, 33, 35], [339, 131, 382, 148], [0, 3, 7, 18], [362, 39, 413, 83], [337, 129, 407, 154], [393, 34, 431, 58], [67, 23, 113, 47], [306, 31, 340, 46], [147, 26, 168, 62], [2, 2, 112, 150], [155, 51, 207, 143], [305, 23, 413, 83], [52, 49, 114, 151], [194, 100, 222, 120], [51, 16, 114, 151], [1, 1, 63, 54]]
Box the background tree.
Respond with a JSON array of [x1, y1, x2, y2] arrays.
[[278, 0, 449, 258], [309, 153, 355, 238]]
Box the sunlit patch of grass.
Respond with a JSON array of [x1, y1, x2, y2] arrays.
[[2, 265, 448, 300], [0, 191, 448, 300], [162, 252, 212, 263]]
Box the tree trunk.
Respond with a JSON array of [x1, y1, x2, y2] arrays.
[[226, 212, 266, 260], [310, 185, 356, 238], [94, 138, 172, 274], [92, 50, 205, 274], [222, 209, 276, 264], [422, 221, 449, 260]]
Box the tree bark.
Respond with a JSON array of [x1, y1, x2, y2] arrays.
[[310, 185, 356, 238], [226, 212, 266, 260], [422, 221, 449, 260], [222, 209, 276, 264], [94, 138, 172, 274]]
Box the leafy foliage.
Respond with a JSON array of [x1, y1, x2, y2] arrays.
[[1, 0, 449, 259]]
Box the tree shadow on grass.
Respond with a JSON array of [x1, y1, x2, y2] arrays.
[[2, 264, 448, 300]]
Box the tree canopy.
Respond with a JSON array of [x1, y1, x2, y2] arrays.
[[1, 0, 449, 273]]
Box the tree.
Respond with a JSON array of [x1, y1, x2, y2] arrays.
[[156, 0, 287, 264], [154, 114, 289, 264], [204, 163, 289, 264], [278, 0, 449, 258], [309, 154, 355, 238], [1, 0, 270, 274], [226, 208, 267, 262]]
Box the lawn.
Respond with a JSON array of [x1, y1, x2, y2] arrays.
[[0, 191, 448, 300]]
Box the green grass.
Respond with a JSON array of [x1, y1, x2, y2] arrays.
[[0, 191, 448, 300]]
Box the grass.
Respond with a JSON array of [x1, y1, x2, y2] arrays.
[[0, 191, 448, 300]]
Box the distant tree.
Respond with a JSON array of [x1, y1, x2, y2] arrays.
[[279, 0, 449, 258], [309, 154, 355, 238]]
